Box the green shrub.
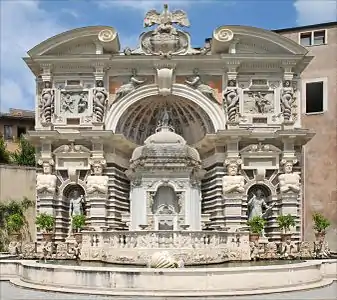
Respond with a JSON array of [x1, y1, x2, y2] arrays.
[[6, 213, 25, 235], [72, 214, 86, 232], [312, 212, 330, 233], [35, 213, 55, 233], [247, 216, 266, 235], [276, 214, 296, 233]]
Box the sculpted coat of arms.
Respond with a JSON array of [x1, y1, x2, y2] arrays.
[[141, 4, 191, 57]]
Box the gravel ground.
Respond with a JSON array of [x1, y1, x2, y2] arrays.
[[0, 281, 336, 300]]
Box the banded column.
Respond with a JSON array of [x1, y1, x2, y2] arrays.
[[87, 146, 109, 230], [222, 157, 245, 231], [36, 147, 57, 241], [278, 138, 301, 240]]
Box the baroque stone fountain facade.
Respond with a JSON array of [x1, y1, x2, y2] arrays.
[[21, 5, 320, 264]]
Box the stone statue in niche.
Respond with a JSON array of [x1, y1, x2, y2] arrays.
[[222, 159, 245, 194], [280, 80, 296, 122], [39, 81, 54, 124], [114, 70, 147, 102], [223, 87, 240, 123], [278, 160, 300, 194], [93, 80, 108, 123], [60, 91, 88, 114], [86, 159, 109, 195], [247, 188, 275, 237], [68, 189, 85, 237], [69, 190, 85, 217], [185, 70, 218, 103], [247, 189, 275, 220], [36, 159, 57, 195]]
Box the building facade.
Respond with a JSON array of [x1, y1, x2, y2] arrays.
[[25, 6, 330, 248], [0, 108, 35, 152], [276, 22, 337, 250]]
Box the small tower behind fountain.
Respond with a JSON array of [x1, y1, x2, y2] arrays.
[[125, 107, 207, 231]]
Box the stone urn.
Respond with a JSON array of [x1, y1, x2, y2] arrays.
[[280, 233, 292, 242], [315, 231, 326, 242], [74, 232, 83, 244], [42, 232, 53, 242], [9, 233, 22, 242], [249, 233, 260, 243]]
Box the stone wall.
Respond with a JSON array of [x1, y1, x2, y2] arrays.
[[279, 26, 337, 251], [0, 164, 36, 241]]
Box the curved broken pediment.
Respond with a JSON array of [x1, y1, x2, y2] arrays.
[[27, 26, 120, 57], [212, 25, 308, 55]]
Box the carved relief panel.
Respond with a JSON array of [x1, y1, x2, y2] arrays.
[[52, 79, 94, 126], [238, 78, 281, 126]]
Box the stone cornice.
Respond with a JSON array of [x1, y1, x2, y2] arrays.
[[23, 53, 311, 76]]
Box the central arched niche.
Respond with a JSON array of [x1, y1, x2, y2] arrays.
[[115, 95, 215, 145]]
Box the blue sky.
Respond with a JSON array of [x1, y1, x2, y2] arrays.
[[0, 0, 336, 112]]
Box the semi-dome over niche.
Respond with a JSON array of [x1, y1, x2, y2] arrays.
[[115, 95, 215, 145], [130, 109, 201, 167]]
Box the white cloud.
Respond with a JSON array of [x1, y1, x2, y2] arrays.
[[0, 0, 67, 112], [294, 0, 337, 26], [98, 0, 192, 13]]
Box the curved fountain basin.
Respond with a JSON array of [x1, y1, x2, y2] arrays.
[[0, 259, 336, 297]]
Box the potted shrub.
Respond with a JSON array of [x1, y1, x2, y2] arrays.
[[35, 213, 55, 241], [247, 216, 266, 242], [277, 214, 296, 242], [312, 212, 330, 242], [72, 214, 86, 243], [6, 213, 25, 242]]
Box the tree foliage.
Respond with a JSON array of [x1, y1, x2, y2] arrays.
[[0, 197, 34, 251], [10, 136, 36, 166], [0, 136, 10, 164]]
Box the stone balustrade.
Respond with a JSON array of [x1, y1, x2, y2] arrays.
[[80, 230, 251, 265]]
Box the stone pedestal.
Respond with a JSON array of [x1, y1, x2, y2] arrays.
[[37, 194, 55, 241], [223, 193, 244, 231], [88, 194, 109, 229], [279, 192, 299, 240], [279, 193, 299, 216]]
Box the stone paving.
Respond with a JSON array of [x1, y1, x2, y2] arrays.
[[1, 281, 336, 300]]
